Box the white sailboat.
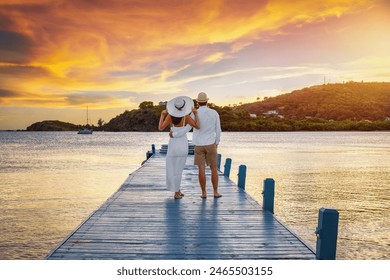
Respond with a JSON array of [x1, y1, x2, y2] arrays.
[[78, 106, 93, 134]]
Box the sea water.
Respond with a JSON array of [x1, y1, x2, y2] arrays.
[[0, 131, 389, 259]]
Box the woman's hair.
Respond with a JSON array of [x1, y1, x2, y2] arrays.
[[171, 116, 183, 125]]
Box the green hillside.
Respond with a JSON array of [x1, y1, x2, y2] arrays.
[[103, 101, 162, 132], [26, 120, 82, 131], [244, 82, 390, 121]]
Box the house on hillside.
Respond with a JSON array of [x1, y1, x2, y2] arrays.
[[263, 110, 279, 115], [249, 113, 257, 119], [263, 110, 284, 118]]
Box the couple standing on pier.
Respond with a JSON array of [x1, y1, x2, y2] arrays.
[[159, 92, 222, 199]]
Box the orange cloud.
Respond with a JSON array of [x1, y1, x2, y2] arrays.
[[0, 0, 381, 112]]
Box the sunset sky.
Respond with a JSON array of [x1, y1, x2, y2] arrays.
[[1, 0, 389, 129]]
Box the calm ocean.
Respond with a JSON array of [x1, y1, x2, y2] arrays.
[[0, 131, 389, 259]]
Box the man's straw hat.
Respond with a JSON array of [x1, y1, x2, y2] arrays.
[[196, 92, 209, 102]]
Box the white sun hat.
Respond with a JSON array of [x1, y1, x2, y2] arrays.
[[166, 96, 194, 117]]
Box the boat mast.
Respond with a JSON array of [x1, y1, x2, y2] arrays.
[[87, 106, 89, 126]]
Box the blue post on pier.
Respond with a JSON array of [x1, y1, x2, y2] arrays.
[[262, 178, 275, 214], [315, 208, 339, 260], [224, 158, 232, 178], [145, 144, 155, 161], [237, 165, 246, 189]]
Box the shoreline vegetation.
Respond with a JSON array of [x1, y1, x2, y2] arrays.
[[25, 82, 390, 132]]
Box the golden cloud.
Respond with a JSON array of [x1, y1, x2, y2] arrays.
[[0, 0, 375, 108]]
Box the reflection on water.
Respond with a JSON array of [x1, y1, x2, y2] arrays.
[[0, 131, 168, 259], [0, 131, 389, 259], [218, 132, 390, 260]]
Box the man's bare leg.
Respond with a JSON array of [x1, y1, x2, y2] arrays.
[[198, 164, 207, 198], [210, 164, 220, 197]]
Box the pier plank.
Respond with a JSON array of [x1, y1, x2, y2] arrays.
[[46, 152, 315, 260]]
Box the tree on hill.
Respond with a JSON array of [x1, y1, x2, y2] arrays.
[[139, 101, 154, 110], [97, 118, 104, 128]]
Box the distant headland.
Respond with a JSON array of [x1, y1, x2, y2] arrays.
[[26, 82, 390, 132]]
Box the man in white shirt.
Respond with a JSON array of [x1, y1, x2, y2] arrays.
[[192, 92, 222, 199]]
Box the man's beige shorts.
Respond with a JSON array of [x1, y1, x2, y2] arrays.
[[194, 144, 218, 166]]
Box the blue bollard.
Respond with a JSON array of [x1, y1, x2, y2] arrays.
[[145, 144, 155, 160], [237, 165, 246, 189], [315, 208, 339, 260], [217, 153, 222, 170], [224, 158, 232, 178], [262, 178, 275, 214]]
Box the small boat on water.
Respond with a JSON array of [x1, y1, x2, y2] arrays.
[[78, 128, 93, 134], [78, 106, 93, 134]]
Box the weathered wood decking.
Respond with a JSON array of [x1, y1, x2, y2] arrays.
[[46, 151, 316, 260]]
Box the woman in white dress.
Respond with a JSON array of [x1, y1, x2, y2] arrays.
[[159, 96, 200, 199]]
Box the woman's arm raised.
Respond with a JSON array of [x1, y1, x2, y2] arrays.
[[185, 108, 200, 129], [159, 110, 171, 131]]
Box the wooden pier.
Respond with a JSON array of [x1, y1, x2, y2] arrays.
[[46, 148, 316, 260]]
